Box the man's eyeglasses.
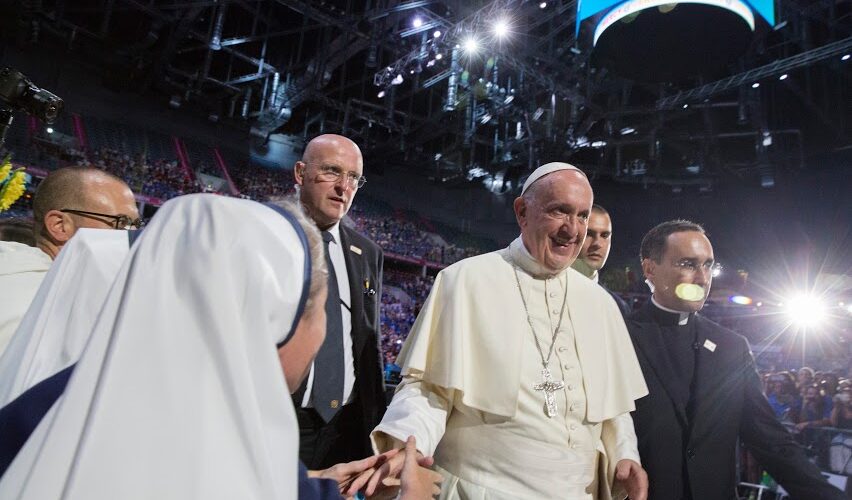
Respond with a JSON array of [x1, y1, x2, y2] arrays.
[[672, 259, 722, 276], [314, 165, 366, 189], [61, 209, 145, 230]]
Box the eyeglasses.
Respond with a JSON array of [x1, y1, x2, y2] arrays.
[[314, 165, 366, 189], [672, 259, 722, 276], [61, 209, 145, 230]]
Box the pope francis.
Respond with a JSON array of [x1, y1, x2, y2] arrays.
[[366, 163, 649, 499]]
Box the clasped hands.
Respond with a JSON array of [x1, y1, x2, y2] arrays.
[[310, 436, 442, 499]]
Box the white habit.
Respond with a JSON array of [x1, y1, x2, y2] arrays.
[[372, 237, 648, 499], [0, 194, 311, 500], [0, 229, 130, 407]]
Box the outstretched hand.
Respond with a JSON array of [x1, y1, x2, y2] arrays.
[[310, 453, 391, 498], [615, 459, 648, 500], [343, 436, 437, 498], [399, 436, 443, 499]]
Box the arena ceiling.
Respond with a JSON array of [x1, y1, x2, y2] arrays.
[[2, 0, 850, 192]]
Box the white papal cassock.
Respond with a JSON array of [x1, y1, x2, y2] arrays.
[[372, 237, 648, 499]]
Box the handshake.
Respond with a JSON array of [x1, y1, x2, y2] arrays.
[[310, 436, 443, 499]]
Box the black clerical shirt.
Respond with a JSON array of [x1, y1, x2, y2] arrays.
[[648, 303, 698, 414]]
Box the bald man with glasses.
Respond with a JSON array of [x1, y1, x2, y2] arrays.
[[0, 167, 138, 355], [291, 134, 386, 471]]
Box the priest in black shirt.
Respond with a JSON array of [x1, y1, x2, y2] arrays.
[[628, 220, 844, 500]]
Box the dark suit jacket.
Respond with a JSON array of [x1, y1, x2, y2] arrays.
[[600, 283, 631, 318], [294, 224, 386, 459], [628, 303, 844, 500]]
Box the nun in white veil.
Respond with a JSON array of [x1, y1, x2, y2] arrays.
[[0, 194, 319, 499], [0, 228, 134, 407]]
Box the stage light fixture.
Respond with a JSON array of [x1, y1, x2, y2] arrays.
[[46, 127, 54, 134], [751, 82, 760, 88], [377, 90, 386, 98], [433, 30, 442, 38], [493, 19, 510, 38], [682, 104, 689, 109], [620, 127, 636, 135], [463, 36, 479, 54], [426, 59, 436, 67], [412, 17, 423, 28], [842, 54, 850, 61], [503, 95, 514, 105], [712, 266, 722, 278], [779, 74, 788, 80], [785, 294, 826, 328], [435, 53, 443, 60], [391, 74, 404, 85], [539, 2, 547, 8]]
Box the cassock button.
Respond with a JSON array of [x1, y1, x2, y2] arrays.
[[549, 291, 557, 298], [552, 310, 561, 316], [567, 384, 575, 390], [558, 347, 567, 352], [686, 447, 696, 459], [330, 400, 340, 409]]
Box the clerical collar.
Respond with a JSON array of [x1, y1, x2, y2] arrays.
[[650, 296, 692, 326], [507, 236, 567, 279]]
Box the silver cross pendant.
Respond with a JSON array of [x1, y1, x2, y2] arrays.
[[533, 367, 565, 418]]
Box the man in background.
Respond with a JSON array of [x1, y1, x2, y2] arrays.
[[0, 167, 138, 355], [571, 204, 631, 317], [292, 134, 386, 470]]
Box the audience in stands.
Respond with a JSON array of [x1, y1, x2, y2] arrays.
[[766, 372, 802, 422]]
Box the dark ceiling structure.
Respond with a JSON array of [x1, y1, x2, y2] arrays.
[[4, 0, 850, 193]]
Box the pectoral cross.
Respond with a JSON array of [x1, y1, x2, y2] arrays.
[[534, 367, 565, 418]]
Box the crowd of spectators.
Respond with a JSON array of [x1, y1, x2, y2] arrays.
[[75, 148, 201, 200], [760, 367, 852, 474], [228, 162, 295, 200], [379, 270, 435, 378]]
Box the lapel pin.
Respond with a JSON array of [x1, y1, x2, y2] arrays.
[[350, 245, 362, 255], [364, 278, 376, 296], [703, 339, 717, 352]]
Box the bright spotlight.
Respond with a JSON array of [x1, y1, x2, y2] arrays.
[[539, 2, 547, 8], [412, 17, 423, 28], [377, 90, 386, 98], [846, 304, 852, 315], [712, 266, 722, 278], [433, 30, 442, 38], [751, 82, 760, 89], [842, 54, 850, 61], [779, 74, 788, 81], [462, 36, 479, 54], [391, 74, 404, 85], [434, 53, 443, 60], [786, 294, 827, 328], [46, 127, 54, 134], [682, 103, 689, 109], [493, 19, 510, 38]]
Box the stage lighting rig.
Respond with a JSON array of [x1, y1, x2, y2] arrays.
[[0, 67, 63, 150]]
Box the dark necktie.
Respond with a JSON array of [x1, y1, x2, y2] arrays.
[[312, 230, 345, 422]]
